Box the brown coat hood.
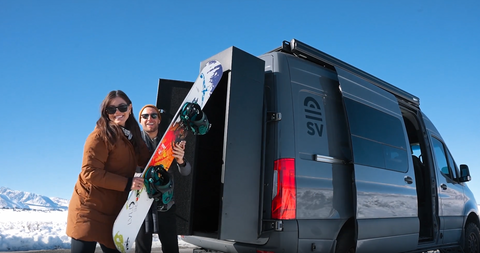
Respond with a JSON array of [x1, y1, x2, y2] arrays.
[[66, 126, 151, 249]]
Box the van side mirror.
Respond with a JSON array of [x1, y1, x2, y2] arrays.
[[459, 164, 471, 182]]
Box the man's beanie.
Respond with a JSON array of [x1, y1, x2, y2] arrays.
[[139, 104, 162, 122]]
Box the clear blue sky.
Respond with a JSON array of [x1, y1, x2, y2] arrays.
[[1, 1, 479, 200]]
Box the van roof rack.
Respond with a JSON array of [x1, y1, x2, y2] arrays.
[[269, 39, 420, 106]]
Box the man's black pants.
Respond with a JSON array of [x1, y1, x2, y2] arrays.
[[135, 205, 179, 253]]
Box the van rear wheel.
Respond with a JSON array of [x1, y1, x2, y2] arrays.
[[463, 222, 480, 253]]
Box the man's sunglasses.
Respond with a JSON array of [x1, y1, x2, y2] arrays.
[[106, 104, 129, 114], [141, 113, 158, 119]]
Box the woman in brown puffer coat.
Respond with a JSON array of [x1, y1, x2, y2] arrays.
[[66, 90, 152, 253]]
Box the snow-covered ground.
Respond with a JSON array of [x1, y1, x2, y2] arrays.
[[0, 209, 195, 251]]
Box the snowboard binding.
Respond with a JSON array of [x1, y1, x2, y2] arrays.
[[179, 102, 211, 135], [144, 165, 173, 204]]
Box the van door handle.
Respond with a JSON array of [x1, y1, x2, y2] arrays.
[[404, 176, 413, 184], [441, 184, 448, 190]]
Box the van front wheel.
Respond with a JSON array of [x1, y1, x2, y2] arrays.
[[463, 223, 480, 253]]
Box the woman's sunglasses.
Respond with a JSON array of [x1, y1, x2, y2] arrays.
[[106, 104, 129, 114], [141, 113, 158, 119]]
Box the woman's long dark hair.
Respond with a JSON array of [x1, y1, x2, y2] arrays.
[[96, 90, 143, 155]]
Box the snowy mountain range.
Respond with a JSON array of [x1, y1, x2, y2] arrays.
[[0, 186, 68, 210]]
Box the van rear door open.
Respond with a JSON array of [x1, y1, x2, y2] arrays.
[[167, 47, 266, 244], [201, 47, 265, 243], [336, 67, 419, 253]]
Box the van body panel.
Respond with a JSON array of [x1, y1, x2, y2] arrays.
[[356, 233, 419, 253], [295, 159, 335, 218], [428, 132, 466, 245], [335, 67, 419, 251], [421, 112, 466, 244], [439, 216, 463, 245], [464, 188, 479, 217], [268, 53, 296, 160], [278, 53, 356, 250], [283, 55, 354, 222], [352, 164, 418, 218], [436, 182, 466, 218], [298, 239, 334, 252], [297, 219, 343, 239]]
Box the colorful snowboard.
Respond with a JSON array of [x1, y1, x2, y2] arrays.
[[113, 60, 223, 253]]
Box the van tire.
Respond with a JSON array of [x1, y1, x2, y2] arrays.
[[463, 222, 480, 253], [335, 228, 355, 253], [439, 223, 480, 253]]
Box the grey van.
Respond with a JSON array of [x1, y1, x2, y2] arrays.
[[155, 39, 479, 253]]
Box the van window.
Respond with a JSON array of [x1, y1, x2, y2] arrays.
[[447, 149, 459, 179], [344, 98, 408, 172], [411, 144, 421, 158], [432, 137, 453, 179]]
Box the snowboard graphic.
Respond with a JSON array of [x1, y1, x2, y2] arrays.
[[113, 60, 223, 253]]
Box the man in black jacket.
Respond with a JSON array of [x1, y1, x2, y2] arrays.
[[136, 104, 192, 253]]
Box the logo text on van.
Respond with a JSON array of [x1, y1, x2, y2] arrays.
[[304, 96, 323, 137]]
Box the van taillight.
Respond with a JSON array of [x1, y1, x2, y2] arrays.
[[272, 158, 296, 219]]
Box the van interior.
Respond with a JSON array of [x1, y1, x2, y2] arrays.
[[402, 109, 435, 242]]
